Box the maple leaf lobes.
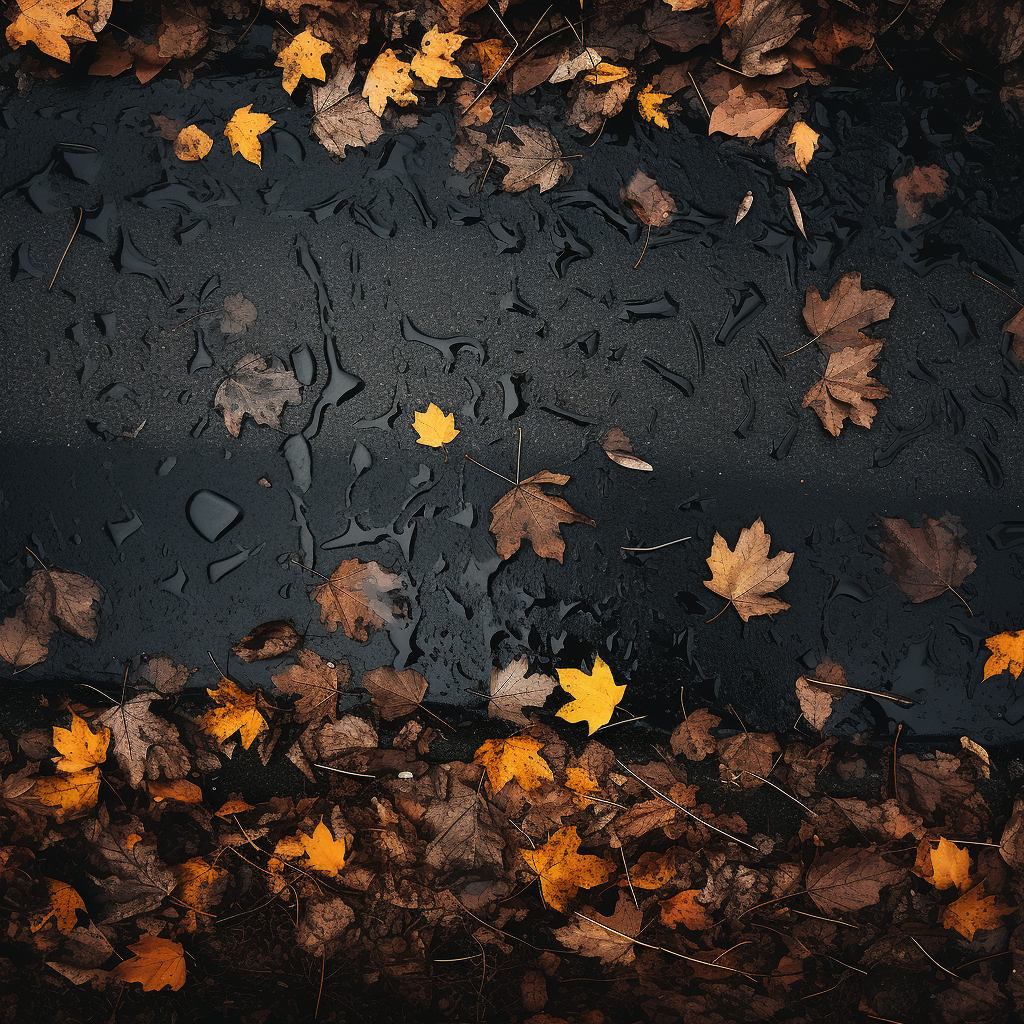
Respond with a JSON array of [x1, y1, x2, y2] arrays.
[[52, 711, 110, 772], [983, 629, 1024, 681], [112, 934, 186, 991], [555, 655, 626, 735], [224, 105, 276, 167], [200, 676, 268, 749], [474, 735, 554, 796], [6, 0, 96, 63], [704, 518, 793, 622], [942, 881, 1014, 941], [802, 343, 890, 436], [298, 818, 349, 876], [413, 403, 459, 448], [521, 826, 616, 912], [276, 29, 332, 95]]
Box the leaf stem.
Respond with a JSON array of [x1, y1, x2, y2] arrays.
[[621, 535, 690, 553], [48, 206, 83, 292]]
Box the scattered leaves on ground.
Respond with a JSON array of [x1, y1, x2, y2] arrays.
[[214, 353, 301, 437], [312, 559, 404, 642]]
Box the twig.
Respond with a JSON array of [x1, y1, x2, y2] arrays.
[[314, 764, 376, 779], [909, 936, 959, 978], [688, 72, 710, 118], [803, 677, 917, 706], [49, 206, 83, 292], [737, 770, 817, 816], [633, 223, 652, 270], [621, 535, 691, 553], [621, 848, 639, 909]]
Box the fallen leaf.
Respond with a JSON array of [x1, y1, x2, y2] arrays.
[[481, 125, 573, 193], [214, 353, 301, 437], [584, 62, 631, 85], [0, 598, 52, 669], [411, 25, 466, 88], [638, 82, 671, 128], [894, 164, 948, 228], [670, 708, 721, 760], [600, 428, 653, 471], [147, 779, 202, 803], [549, 45, 602, 83], [173, 857, 229, 922], [794, 658, 847, 731], [722, 0, 807, 76], [413, 403, 459, 449], [112, 934, 185, 991], [983, 629, 1024, 680], [660, 889, 714, 929], [223, 105, 276, 167], [621, 169, 677, 227], [788, 186, 807, 239], [788, 121, 819, 171], [943, 881, 1014, 941], [708, 83, 787, 139], [233, 620, 301, 662], [276, 28, 332, 95], [51, 711, 110, 773], [489, 470, 595, 563], [805, 848, 904, 915], [555, 655, 626, 735], [312, 559, 405, 642], [199, 676, 268, 750], [521, 826, 616, 912], [704, 518, 793, 622], [830, 797, 925, 841], [156, 1, 208, 60], [1004, 307, 1024, 363], [663, 0, 710, 9], [735, 190, 754, 224], [489, 657, 559, 726], [363, 49, 417, 116], [30, 877, 86, 933], [5, 0, 96, 63], [717, 731, 781, 787], [361, 666, 428, 720], [311, 67, 383, 158], [554, 893, 642, 964], [220, 293, 257, 334], [802, 343, 890, 436], [474, 735, 554, 796], [96, 693, 191, 788], [173, 125, 213, 162], [272, 649, 345, 723], [913, 837, 970, 891], [802, 271, 895, 353], [32, 769, 100, 820], [294, 896, 354, 957], [295, 817, 349, 876], [151, 113, 184, 139], [878, 513, 977, 607], [567, 70, 637, 133], [424, 773, 506, 872]]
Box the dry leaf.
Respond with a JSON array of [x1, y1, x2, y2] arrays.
[[412, 403, 459, 448], [481, 125, 573, 193], [311, 67, 383, 158], [722, 0, 807, 76], [704, 518, 793, 621], [670, 708, 721, 760], [363, 49, 417, 116], [942, 881, 1014, 941], [224, 104, 276, 167], [983, 629, 1024, 680], [174, 125, 213, 162], [584, 62, 631, 86], [894, 164, 948, 228], [411, 26, 466, 88], [276, 28, 332, 95], [214, 353, 301, 437], [32, 769, 101, 820], [735, 190, 753, 224], [788, 121, 819, 171], [30, 877, 86, 934], [312, 559, 404, 642], [293, 817, 349, 876], [173, 857, 229, 922], [52, 711, 110, 773], [1004, 306, 1024, 363], [802, 343, 890, 436], [554, 893, 642, 964], [708, 83, 787, 139], [147, 779, 202, 803], [489, 470, 595, 563], [717, 731, 780, 787], [156, 1, 208, 60], [794, 658, 847, 731], [913, 837, 970, 892], [220, 293, 257, 334], [878, 513, 976, 607], [272, 649, 345, 723], [802, 272, 895, 353], [5, 0, 96, 63], [600, 428, 653, 472], [200, 676, 268, 749], [555, 655, 627, 735], [638, 83, 671, 129], [474, 735, 554, 796], [549, 45, 602, 83], [805, 848, 904, 915], [660, 889, 714, 929], [489, 657, 558, 726], [521, 826, 616, 912], [112, 935, 185, 991], [361, 666, 428, 720], [96, 693, 190, 788], [621, 170, 677, 227], [788, 186, 806, 239], [232, 620, 301, 662]]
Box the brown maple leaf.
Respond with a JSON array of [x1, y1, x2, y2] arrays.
[[156, 1, 209, 60], [220, 293, 257, 335], [805, 847, 905, 916], [489, 656, 558, 726], [553, 893, 642, 965], [670, 708, 721, 761], [802, 272, 895, 354], [312, 558, 405, 642], [708, 83, 788, 139], [567, 70, 636, 134], [894, 164, 948, 229], [794, 658, 847, 731], [722, 0, 808, 76], [232, 620, 301, 662], [829, 797, 925, 841], [620, 170, 677, 227], [704, 518, 793, 622], [878, 513, 976, 611], [311, 66, 383, 159], [802, 343, 890, 436], [600, 427, 653, 472], [272, 649, 347, 724], [1004, 306, 1024, 363], [361, 665, 428, 719], [481, 125, 574, 193], [96, 694, 191, 788], [717, 731, 781, 787], [214, 353, 301, 438], [423, 772, 506, 873]]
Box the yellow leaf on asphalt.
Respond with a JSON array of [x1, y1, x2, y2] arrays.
[[788, 121, 820, 171], [276, 29, 332, 95], [200, 676, 268, 749], [555, 654, 626, 735], [224, 104, 276, 167], [363, 49, 417, 117], [412, 403, 459, 449], [174, 124, 213, 162], [52, 711, 109, 773], [983, 629, 1024, 680]]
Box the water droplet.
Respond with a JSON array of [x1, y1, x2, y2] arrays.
[[107, 510, 143, 547], [157, 456, 176, 476], [290, 344, 316, 386], [402, 314, 486, 369], [186, 489, 243, 542], [642, 358, 693, 396], [487, 220, 523, 253], [619, 292, 678, 322], [282, 433, 312, 493], [158, 562, 188, 597], [500, 373, 529, 419], [715, 283, 765, 346], [208, 547, 252, 584]]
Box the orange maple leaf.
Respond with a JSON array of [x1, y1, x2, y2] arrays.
[[704, 518, 793, 622], [983, 629, 1024, 681], [199, 676, 268, 749], [913, 837, 970, 892], [276, 28, 332, 95], [6, 0, 96, 63], [942, 880, 1014, 941], [32, 768, 100, 820], [473, 735, 554, 796], [521, 826, 616, 912], [29, 878, 86, 934], [51, 710, 110, 773], [112, 934, 186, 991], [224, 105, 276, 167], [555, 655, 626, 734], [659, 889, 714, 930], [363, 49, 417, 116]]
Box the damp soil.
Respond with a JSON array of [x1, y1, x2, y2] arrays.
[[2, 45, 1024, 759]]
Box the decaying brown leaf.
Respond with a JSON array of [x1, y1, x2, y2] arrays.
[[878, 513, 977, 609], [312, 65, 383, 159], [272, 649, 347, 723], [232, 620, 301, 662], [214, 353, 301, 437], [894, 164, 948, 228], [708, 83, 788, 139], [312, 559, 406, 642], [802, 343, 890, 436], [718, 730, 781, 787], [554, 893, 642, 965], [600, 428, 654, 472], [794, 658, 847, 730], [489, 656, 558, 726], [481, 125, 574, 193], [220, 293, 257, 334], [621, 169, 677, 227], [805, 847, 905, 915], [802, 271, 895, 353], [362, 665, 428, 719], [670, 708, 721, 761], [722, 0, 807, 76]]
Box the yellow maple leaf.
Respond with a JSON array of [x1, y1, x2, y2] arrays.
[[112, 934, 186, 991], [522, 826, 616, 912], [638, 82, 671, 129], [412, 403, 459, 451], [224, 104, 276, 167], [276, 29, 333, 96], [174, 124, 213, 162], [942, 880, 1014, 941], [555, 654, 626, 735], [584, 61, 630, 85], [788, 121, 820, 171], [913, 836, 970, 891], [32, 768, 100, 820], [474, 735, 555, 796], [363, 49, 418, 117], [411, 25, 466, 88], [298, 817, 350, 875], [5, 0, 96, 63], [984, 629, 1024, 680], [52, 710, 110, 773], [199, 676, 268, 749], [147, 778, 203, 803], [29, 878, 86, 933]]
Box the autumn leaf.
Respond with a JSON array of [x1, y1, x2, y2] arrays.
[[913, 837, 970, 892], [521, 826, 616, 912], [361, 666, 428, 720], [1005, 306, 1024, 363], [311, 66, 383, 159], [878, 513, 976, 610], [481, 125, 573, 193], [233, 620, 301, 662], [51, 711, 110, 773], [788, 121, 819, 171], [894, 164, 948, 229], [489, 656, 558, 726], [474, 735, 554, 796], [584, 62, 631, 85], [721, 0, 807, 76], [29, 877, 86, 934], [147, 779, 202, 803], [5, 0, 96, 63], [96, 693, 190, 788], [555, 655, 626, 735], [621, 170, 677, 227], [200, 676, 268, 749], [312, 559, 405, 642], [112, 934, 186, 991], [805, 847, 904, 915], [549, 45, 603, 83], [600, 428, 653, 472], [554, 893, 642, 964], [411, 26, 466, 88], [174, 125, 213, 162], [32, 769, 100, 820], [272, 649, 345, 723], [293, 817, 349, 876], [220, 293, 257, 334], [224, 105, 276, 167], [708, 83, 788, 140], [717, 730, 780, 787], [983, 629, 1024, 681], [363, 49, 417, 117], [413, 403, 459, 450], [802, 272, 895, 354], [942, 881, 1014, 941], [794, 658, 847, 731], [670, 708, 721, 760], [276, 29, 332, 95], [638, 83, 671, 129], [156, 1, 208, 60], [802, 343, 889, 436], [489, 470, 595, 563], [173, 858, 229, 923], [0, 596, 52, 670], [214, 353, 301, 437], [704, 518, 793, 622], [660, 889, 714, 930]]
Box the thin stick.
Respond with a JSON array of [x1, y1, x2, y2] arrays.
[[464, 455, 517, 487], [170, 309, 219, 333], [314, 764, 376, 779], [737, 770, 817, 816], [688, 72, 710, 118], [803, 678, 917, 706], [621, 535, 691, 552], [910, 936, 959, 978], [787, 908, 859, 929], [315, 949, 325, 1019], [944, 583, 973, 616], [621, 848, 639, 909], [516, 426, 523, 484], [827, 954, 867, 976], [633, 223, 652, 270], [971, 270, 1022, 307], [713, 60, 757, 78], [614, 760, 758, 851], [49, 206, 83, 292], [892, 722, 903, 804], [596, 715, 646, 731]]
